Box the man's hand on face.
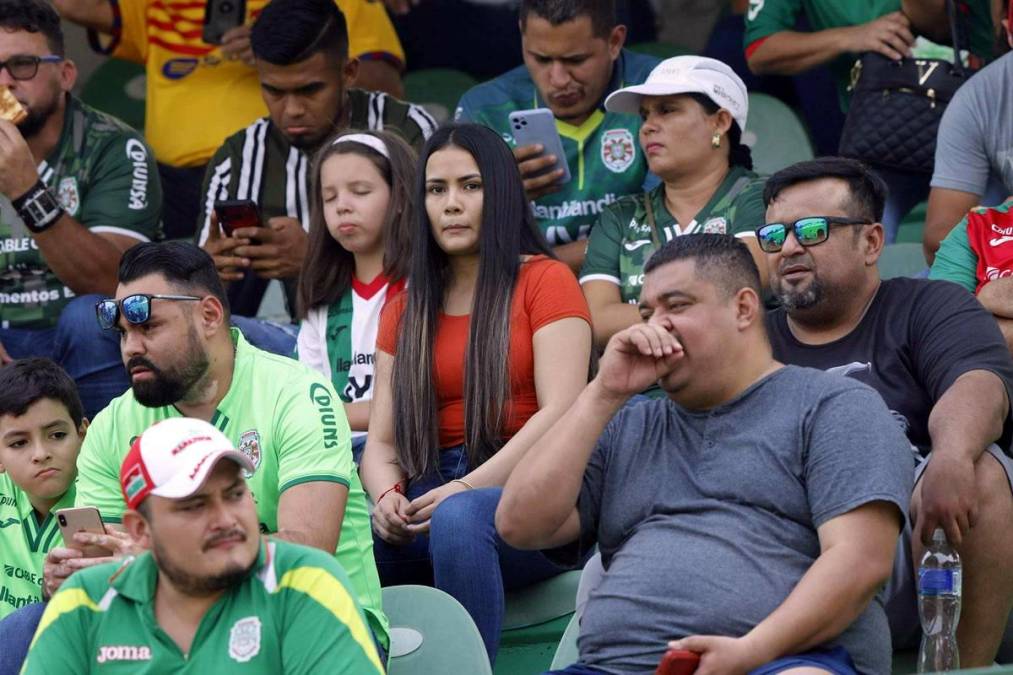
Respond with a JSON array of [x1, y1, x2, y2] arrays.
[[915, 452, 979, 547], [220, 25, 256, 67], [0, 120, 41, 199], [231, 216, 309, 280], [43, 528, 142, 597], [513, 144, 566, 201], [593, 318, 685, 402]]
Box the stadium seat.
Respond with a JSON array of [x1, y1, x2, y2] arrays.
[[495, 571, 582, 674], [403, 68, 478, 123], [896, 200, 928, 244], [878, 243, 927, 279], [79, 59, 147, 133], [382, 584, 493, 675], [742, 93, 815, 176], [548, 610, 581, 670]]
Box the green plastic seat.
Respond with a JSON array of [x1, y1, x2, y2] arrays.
[[878, 243, 928, 279], [549, 609, 581, 670], [382, 584, 493, 675], [403, 68, 478, 124], [743, 93, 815, 176], [896, 200, 928, 244], [79, 58, 147, 133], [495, 571, 582, 675]]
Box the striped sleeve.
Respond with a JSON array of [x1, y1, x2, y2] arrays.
[[196, 120, 269, 245], [367, 92, 437, 150], [275, 557, 384, 674], [21, 583, 98, 674]]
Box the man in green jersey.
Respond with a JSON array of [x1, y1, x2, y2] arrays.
[[39, 242, 389, 655], [198, 0, 435, 343], [455, 0, 659, 271], [0, 0, 162, 418], [22, 417, 383, 674]]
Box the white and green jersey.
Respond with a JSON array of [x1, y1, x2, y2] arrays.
[[0, 476, 74, 620], [22, 538, 383, 674], [581, 166, 766, 304], [296, 275, 404, 438], [455, 49, 660, 246], [75, 329, 387, 647]]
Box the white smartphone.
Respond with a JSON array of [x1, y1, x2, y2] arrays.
[[509, 108, 572, 185]]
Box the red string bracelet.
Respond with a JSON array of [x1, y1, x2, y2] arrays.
[[377, 483, 404, 503]]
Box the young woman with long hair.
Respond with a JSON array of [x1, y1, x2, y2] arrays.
[[360, 123, 593, 663], [296, 130, 415, 460]]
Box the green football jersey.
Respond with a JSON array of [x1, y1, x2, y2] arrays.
[[0, 96, 162, 329], [744, 0, 996, 109], [22, 538, 383, 674], [74, 328, 388, 648], [0, 476, 74, 620], [581, 166, 766, 304], [455, 49, 660, 246]]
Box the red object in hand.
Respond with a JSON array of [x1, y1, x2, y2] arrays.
[[656, 649, 701, 675]]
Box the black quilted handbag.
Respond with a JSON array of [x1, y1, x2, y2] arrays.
[[838, 1, 971, 174]]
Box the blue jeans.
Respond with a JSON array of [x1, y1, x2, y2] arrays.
[[546, 647, 857, 675], [876, 166, 931, 244], [0, 294, 129, 419], [372, 445, 570, 664], [0, 602, 45, 675], [230, 316, 297, 357]]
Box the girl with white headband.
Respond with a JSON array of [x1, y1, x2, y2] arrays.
[[296, 129, 416, 462]]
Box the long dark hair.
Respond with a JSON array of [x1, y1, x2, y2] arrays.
[[392, 123, 553, 477], [687, 92, 754, 171], [297, 129, 416, 318]]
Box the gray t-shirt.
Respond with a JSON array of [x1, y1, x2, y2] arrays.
[[557, 366, 913, 675], [931, 52, 1013, 197]]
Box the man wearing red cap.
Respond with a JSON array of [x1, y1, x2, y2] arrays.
[[21, 417, 383, 674]]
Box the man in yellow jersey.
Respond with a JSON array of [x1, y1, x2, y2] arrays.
[[53, 0, 405, 240]]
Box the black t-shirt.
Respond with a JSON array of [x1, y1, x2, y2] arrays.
[[767, 278, 1013, 456]]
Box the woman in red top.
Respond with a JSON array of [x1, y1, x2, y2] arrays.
[[361, 123, 593, 663]]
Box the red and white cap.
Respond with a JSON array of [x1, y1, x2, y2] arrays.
[[604, 55, 748, 131], [120, 417, 254, 511]]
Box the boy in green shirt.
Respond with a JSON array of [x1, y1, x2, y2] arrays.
[[0, 358, 86, 621]]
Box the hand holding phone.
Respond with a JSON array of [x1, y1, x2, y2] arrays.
[[203, 0, 247, 46], [509, 108, 571, 199], [214, 199, 261, 238], [55, 507, 113, 559]]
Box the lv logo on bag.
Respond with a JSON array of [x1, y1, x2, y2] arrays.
[[916, 61, 941, 87]]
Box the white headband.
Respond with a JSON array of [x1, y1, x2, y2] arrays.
[[332, 133, 389, 159]]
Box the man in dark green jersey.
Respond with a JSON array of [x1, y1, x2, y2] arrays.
[[198, 0, 434, 347], [22, 417, 383, 674], [455, 0, 658, 271], [0, 0, 161, 418]]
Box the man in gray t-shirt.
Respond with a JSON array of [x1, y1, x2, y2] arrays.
[[497, 234, 912, 675], [925, 47, 1013, 262]]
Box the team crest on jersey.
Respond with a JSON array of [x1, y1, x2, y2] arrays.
[[238, 430, 262, 477], [228, 616, 262, 663], [701, 217, 728, 234], [57, 178, 80, 216], [601, 129, 636, 173]]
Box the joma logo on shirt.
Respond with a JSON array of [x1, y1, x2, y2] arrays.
[[309, 383, 341, 449], [97, 645, 152, 663]]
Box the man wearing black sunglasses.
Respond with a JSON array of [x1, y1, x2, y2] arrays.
[[762, 157, 1013, 667], [0, 0, 162, 418]]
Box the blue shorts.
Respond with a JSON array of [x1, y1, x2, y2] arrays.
[[750, 646, 857, 675]]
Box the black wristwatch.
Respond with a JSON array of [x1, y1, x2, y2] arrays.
[[11, 181, 64, 234]]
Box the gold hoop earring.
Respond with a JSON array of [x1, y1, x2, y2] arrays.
[[711, 132, 721, 149]]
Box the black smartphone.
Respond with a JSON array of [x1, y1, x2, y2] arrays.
[[203, 0, 247, 46], [215, 199, 261, 237]]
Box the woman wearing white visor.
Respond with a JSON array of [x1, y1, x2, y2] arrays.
[[579, 55, 768, 353]]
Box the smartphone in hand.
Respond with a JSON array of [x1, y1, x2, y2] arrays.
[[656, 649, 700, 675], [55, 507, 112, 558], [509, 108, 572, 185], [214, 199, 261, 238], [203, 0, 247, 45]]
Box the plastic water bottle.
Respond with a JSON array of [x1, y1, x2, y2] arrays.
[[917, 528, 962, 673]]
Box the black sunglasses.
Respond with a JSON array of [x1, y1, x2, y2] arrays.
[[755, 216, 872, 253], [95, 294, 202, 330], [0, 55, 63, 81]]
